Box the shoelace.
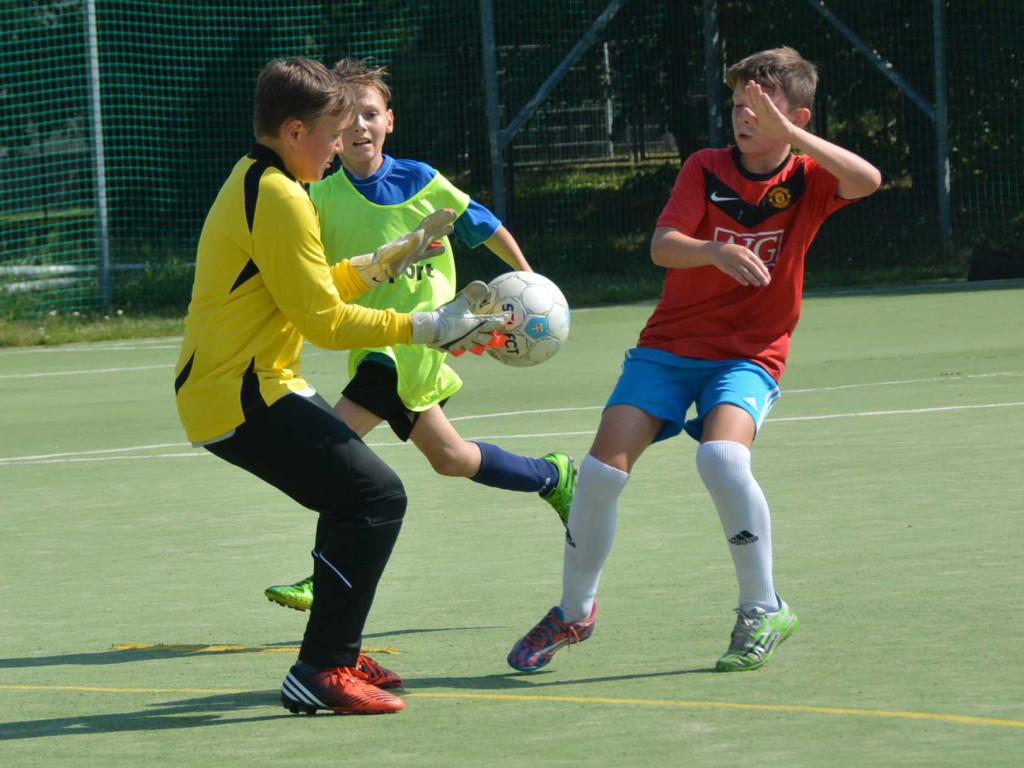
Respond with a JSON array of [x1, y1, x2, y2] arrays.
[[356, 654, 381, 676], [729, 609, 762, 647], [324, 665, 370, 685], [526, 614, 581, 650]]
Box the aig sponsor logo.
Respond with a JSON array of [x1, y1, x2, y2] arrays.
[[713, 227, 785, 269]]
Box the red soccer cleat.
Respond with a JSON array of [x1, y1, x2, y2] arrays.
[[507, 603, 597, 672], [281, 662, 405, 715], [356, 653, 403, 689]]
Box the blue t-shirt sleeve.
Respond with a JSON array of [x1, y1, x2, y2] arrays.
[[454, 198, 501, 248]]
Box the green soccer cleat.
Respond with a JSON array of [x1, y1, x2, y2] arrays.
[[265, 575, 314, 612], [540, 452, 576, 527], [715, 598, 798, 672]]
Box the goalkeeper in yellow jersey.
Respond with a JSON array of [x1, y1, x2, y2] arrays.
[[174, 58, 506, 715], [263, 58, 577, 613]]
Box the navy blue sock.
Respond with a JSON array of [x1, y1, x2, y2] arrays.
[[471, 441, 559, 494]]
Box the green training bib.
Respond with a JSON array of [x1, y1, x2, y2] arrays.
[[310, 170, 470, 410]]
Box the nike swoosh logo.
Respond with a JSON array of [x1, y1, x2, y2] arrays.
[[710, 191, 739, 202]]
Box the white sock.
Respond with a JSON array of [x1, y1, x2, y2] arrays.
[[559, 453, 629, 622], [696, 440, 778, 612]]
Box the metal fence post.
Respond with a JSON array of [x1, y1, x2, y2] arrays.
[[479, 0, 506, 222], [704, 0, 724, 147], [933, 0, 952, 253], [85, 0, 112, 310]]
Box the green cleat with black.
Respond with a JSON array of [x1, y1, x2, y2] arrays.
[[715, 598, 798, 672], [540, 452, 576, 527], [264, 575, 314, 612]]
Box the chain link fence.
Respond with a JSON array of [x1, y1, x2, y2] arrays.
[[2, 1, 1020, 317]]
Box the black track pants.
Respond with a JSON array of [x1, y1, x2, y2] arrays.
[[207, 392, 406, 668]]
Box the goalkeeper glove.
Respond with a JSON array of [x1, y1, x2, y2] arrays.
[[409, 281, 509, 352], [349, 208, 457, 286]]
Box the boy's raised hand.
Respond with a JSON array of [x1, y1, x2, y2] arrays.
[[350, 208, 458, 286], [741, 80, 795, 143], [409, 281, 509, 352], [416, 208, 458, 253]]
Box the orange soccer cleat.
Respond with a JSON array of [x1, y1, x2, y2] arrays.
[[281, 662, 405, 715], [356, 653, 404, 689]]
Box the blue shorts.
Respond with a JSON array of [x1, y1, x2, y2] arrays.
[[605, 348, 781, 443]]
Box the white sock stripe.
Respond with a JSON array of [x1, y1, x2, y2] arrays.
[[283, 674, 325, 707], [312, 550, 353, 588]]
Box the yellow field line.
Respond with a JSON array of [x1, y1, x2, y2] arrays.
[[110, 643, 398, 655], [0, 684, 1021, 729], [408, 692, 1024, 728]]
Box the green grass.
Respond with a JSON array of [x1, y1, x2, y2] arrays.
[[0, 312, 183, 347], [1, 284, 1023, 766]]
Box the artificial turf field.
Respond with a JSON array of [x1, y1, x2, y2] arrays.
[[1, 282, 1022, 766]]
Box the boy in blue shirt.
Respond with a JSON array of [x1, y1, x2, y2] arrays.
[[264, 58, 576, 611]]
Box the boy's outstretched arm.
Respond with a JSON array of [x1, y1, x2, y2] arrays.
[[484, 225, 532, 272], [743, 81, 882, 200]]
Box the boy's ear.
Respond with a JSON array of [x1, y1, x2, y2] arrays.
[[791, 107, 811, 129], [385, 108, 395, 135], [283, 118, 305, 145]]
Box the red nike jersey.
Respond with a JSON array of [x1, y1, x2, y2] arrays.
[[638, 146, 854, 380]]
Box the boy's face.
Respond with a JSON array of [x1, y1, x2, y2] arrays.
[[288, 112, 348, 183], [730, 83, 797, 157], [338, 86, 393, 176]]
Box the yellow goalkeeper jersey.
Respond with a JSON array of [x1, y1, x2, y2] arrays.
[[174, 144, 412, 443]]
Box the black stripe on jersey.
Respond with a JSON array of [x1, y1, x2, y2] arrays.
[[242, 144, 293, 233], [236, 144, 293, 292], [240, 357, 266, 416], [703, 163, 806, 227], [243, 160, 266, 234], [230, 258, 260, 293], [174, 350, 195, 394]]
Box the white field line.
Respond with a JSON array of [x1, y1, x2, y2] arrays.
[[0, 364, 1018, 388], [2, 401, 1023, 467], [0, 339, 183, 355], [785, 370, 1022, 393], [0, 364, 172, 379], [0, 442, 188, 462], [772, 401, 1024, 422], [446, 370, 1022, 421], [0, 349, 340, 379]]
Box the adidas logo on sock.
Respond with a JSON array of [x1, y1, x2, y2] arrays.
[[728, 530, 759, 546]]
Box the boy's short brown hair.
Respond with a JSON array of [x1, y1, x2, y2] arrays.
[[331, 57, 392, 103], [253, 58, 352, 139], [725, 47, 818, 111]]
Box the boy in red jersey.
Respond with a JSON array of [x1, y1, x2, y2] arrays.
[[507, 47, 881, 673]]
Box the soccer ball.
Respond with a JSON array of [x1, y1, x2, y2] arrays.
[[483, 271, 570, 367]]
